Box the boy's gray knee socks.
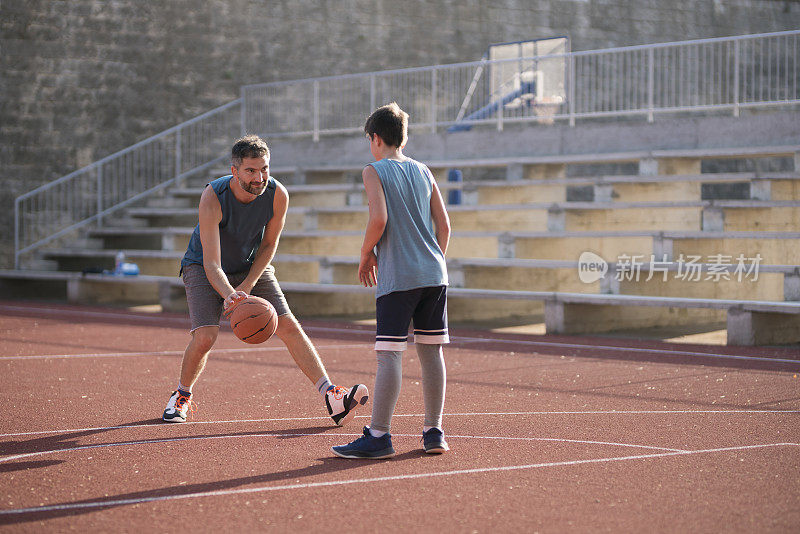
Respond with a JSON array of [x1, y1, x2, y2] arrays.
[[370, 350, 402, 433], [370, 345, 446, 433], [416, 343, 446, 430]]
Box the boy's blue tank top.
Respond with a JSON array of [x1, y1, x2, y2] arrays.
[[181, 175, 276, 274], [369, 158, 448, 298]]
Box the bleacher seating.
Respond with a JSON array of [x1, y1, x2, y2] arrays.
[[3, 144, 800, 345]]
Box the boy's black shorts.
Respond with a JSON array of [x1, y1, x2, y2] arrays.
[[374, 285, 449, 351]]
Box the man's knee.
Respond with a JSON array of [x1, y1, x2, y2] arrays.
[[190, 326, 218, 352], [275, 313, 301, 338]]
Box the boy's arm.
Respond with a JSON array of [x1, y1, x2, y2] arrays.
[[359, 165, 388, 287], [429, 176, 451, 254], [237, 181, 288, 294], [198, 186, 241, 309]]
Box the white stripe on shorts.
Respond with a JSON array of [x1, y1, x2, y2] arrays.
[[375, 340, 408, 351], [414, 333, 450, 345]]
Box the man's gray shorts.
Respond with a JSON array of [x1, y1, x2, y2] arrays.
[[182, 263, 290, 332]]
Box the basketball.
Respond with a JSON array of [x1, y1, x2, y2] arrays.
[[229, 296, 278, 344]]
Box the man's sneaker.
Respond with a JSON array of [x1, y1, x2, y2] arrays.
[[162, 390, 195, 423], [332, 426, 395, 459], [422, 428, 449, 454], [326, 384, 368, 426]]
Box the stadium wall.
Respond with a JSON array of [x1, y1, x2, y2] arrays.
[[2, 0, 800, 268]]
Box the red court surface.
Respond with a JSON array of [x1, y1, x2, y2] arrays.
[[1, 300, 799, 532]]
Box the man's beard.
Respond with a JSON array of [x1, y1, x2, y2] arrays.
[[239, 177, 266, 195]]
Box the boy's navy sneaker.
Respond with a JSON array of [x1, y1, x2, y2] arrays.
[[422, 428, 449, 454], [332, 426, 395, 459]]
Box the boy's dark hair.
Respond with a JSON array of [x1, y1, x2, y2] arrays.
[[231, 135, 270, 167], [364, 102, 408, 148]]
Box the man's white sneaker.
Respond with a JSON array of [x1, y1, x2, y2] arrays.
[[162, 390, 195, 422], [326, 384, 368, 426]]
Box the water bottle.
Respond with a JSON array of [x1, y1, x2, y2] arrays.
[[447, 169, 462, 205], [121, 262, 139, 276], [114, 251, 125, 275]]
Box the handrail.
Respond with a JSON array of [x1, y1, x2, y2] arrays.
[[14, 156, 228, 262], [242, 30, 800, 90], [14, 31, 800, 268], [14, 100, 242, 268], [241, 30, 799, 138], [15, 99, 242, 202]]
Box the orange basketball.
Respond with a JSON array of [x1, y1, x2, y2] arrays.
[[229, 296, 278, 344]]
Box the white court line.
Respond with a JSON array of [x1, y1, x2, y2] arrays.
[[0, 344, 372, 361], [2, 410, 797, 438], [0, 431, 687, 464], [3, 303, 798, 366], [0, 443, 796, 516], [451, 335, 800, 365], [0, 304, 190, 326]]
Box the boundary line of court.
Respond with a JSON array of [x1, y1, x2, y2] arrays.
[[0, 304, 191, 326], [0, 431, 689, 464], [1, 443, 796, 517], [2, 410, 797, 438], [0, 344, 372, 361], [2, 303, 797, 365], [448, 334, 800, 365]]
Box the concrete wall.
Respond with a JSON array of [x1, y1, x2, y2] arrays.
[[2, 0, 800, 268], [268, 110, 800, 169]]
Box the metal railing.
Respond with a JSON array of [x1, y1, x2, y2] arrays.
[[14, 31, 799, 268], [14, 100, 242, 268], [242, 30, 799, 136]]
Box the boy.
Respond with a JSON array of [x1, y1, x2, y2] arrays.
[[162, 135, 368, 426], [332, 103, 451, 459]]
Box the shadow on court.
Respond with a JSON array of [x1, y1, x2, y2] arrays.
[[0, 428, 426, 525]]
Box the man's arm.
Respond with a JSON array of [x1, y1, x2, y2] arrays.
[[198, 186, 240, 307], [359, 165, 387, 287], [237, 181, 288, 293], [429, 174, 451, 255]]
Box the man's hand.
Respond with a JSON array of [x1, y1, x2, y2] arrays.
[[358, 251, 378, 287], [222, 290, 248, 316]]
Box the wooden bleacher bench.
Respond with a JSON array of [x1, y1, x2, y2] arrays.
[[76, 227, 800, 267], [9, 144, 799, 345], [281, 144, 798, 182], [3, 267, 799, 345], [168, 171, 800, 208], [37, 249, 799, 302]]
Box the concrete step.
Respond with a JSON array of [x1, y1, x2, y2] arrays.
[[272, 144, 799, 185], [769, 178, 800, 201], [719, 204, 800, 232], [303, 201, 800, 233], [88, 227, 194, 252], [40, 247, 797, 306], [124, 206, 351, 233], [82, 227, 800, 270], [291, 255, 798, 302], [267, 200, 800, 234], [24, 258, 59, 271], [464, 173, 800, 204], [503, 230, 800, 266], [166, 172, 800, 210], [4, 269, 798, 344]]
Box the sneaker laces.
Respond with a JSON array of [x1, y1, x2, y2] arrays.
[[327, 386, 347, 401], [175, 392, 197, 415]]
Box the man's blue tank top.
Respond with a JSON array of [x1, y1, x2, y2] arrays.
[[369, 158, 448, 298], [181, 175, 276, 274]]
